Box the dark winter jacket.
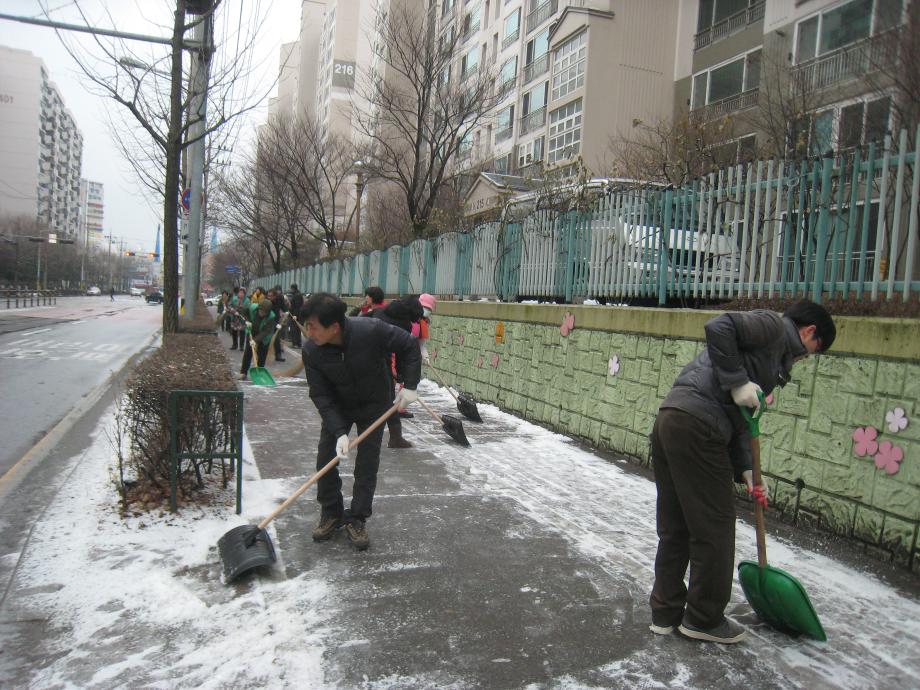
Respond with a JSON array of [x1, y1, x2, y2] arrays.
[[271, 293, 287, 317], [660, 310, 807, 480], [288, 289, 304, 317], [370, 297, 423, 333], [302, 316, 422, 437]]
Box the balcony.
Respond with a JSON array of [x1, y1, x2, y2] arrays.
[[519, 106, 546, 136], [496, 125, 514, 143], [497, 77, 517, 99], [502, 29, 520, 50], [462, 19, 480, 42], [522, 52, 549, 85], [792, 29, 897, 92], [526, 0, 558, 34], [690, 88, 759, 123], [460, 64, 480, 82], [694, 1, 765, 50]]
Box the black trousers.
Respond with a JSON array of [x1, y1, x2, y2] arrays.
[[315, 414, 386, 523], [649, 407, 736, 629], [241, 337, 268, 373], [288, 319, 302, 347], [231, 329, 244, 348]]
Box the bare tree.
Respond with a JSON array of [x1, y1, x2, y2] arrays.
[[209, 152, 289, 273], [258, 114, 361, 258], [355, 2, 498, 239], [606, 115, 735, 187], [863, 1, 920, 145], [44, 0, 279, 332]]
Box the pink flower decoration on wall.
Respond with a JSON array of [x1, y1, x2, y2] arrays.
[[560, 311, 575, 337], [852, 426, 879, 457], [608, 355, 620, 376], [431, 348, 438, 361], [458, 334, 465, 346], [874, 441, 904, 475], [491, 353, 500, 368], [885, 407, 909, 433], [476, 354, 484, 368]]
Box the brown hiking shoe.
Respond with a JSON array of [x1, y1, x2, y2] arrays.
[[387, 434, 413, 449], [345, 520, 370, 550], [311, 514, 343, 542]]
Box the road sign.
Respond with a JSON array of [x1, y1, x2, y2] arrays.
[[225, 265, 241, 273], [48, 233, 57, 244], [181, 188, 191, 211]]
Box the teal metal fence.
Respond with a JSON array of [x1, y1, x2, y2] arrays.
[[256, 127, 920, 305]]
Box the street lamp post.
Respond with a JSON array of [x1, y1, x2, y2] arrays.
[[354, 160, 365, 253]]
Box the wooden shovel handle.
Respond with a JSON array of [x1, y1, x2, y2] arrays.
[[291, 315, 310, 339], [257, 402, 401, 529], [425, 362, 459, 403], [416, 396, 442, 424], [751, 436, 768, 568]]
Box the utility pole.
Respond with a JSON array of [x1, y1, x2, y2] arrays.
[[181, 11, 214, 319], [107, 234, 114, 290]]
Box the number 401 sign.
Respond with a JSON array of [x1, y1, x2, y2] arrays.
[[332, 61, 356, 90]]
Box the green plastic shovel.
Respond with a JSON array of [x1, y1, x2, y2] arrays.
[[737, 396, 826, 641], [246, 326, 276, 387]]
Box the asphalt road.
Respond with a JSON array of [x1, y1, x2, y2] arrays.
[[0, 296, 162, 478]]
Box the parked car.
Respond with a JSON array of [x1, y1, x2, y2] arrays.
[[129, 286, 145, 297], [146, 291, 164, 304], [204, 295, 219, 306], [86, 286, 101, 296]]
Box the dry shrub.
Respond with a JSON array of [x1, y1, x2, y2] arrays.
[[120, 332, 239, 512]]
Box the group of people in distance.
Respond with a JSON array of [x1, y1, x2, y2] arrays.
[[217, 285, 837, 646]]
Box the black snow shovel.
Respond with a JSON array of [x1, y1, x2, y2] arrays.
[[417, 396, 471, 447], [217, 402, 401, 583], [737, 396, 827, 641], [426, 362, 482, 422]]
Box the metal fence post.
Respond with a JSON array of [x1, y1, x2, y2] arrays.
[[659, 189, 674, 305], [812, 154, 835, 303]]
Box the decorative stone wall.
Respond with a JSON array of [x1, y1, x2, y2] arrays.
[[427, 303, 920, 572]]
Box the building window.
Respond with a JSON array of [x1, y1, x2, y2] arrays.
[[795, 0, 901, 63], [499, 55, 517, 88], [526, 26, 549, 64], [691, 47, 761, 108], [494, 152, 512, 173], [548, 98, 581, 164], [461, 46, 480, 77], [807, 96, 891, 154], [442, 0, 455, 17], [518, 136, 544, 168], [522, 82, 547, 116], [697, 0, 748, 32], [496, 104, 515, 140], [503, 8, 520, 46], [463, 5, 482, 36], [551, 30, 586, 101]]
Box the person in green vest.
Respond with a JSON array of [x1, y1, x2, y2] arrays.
[[239, 298, 277, 381]]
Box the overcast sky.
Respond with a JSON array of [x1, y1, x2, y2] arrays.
[[0, 0, 301, 253]]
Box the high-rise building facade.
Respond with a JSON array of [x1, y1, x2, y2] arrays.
[[78, 179, 104, 248], [676, 0, 904, 160], [441, 0, 680, 180], [0, 46, 83, 236]]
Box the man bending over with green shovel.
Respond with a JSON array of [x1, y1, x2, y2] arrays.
[[649, 300, 835, 644], [301, 292, 421, 550]]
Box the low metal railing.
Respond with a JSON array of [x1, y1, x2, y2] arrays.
[[690, 88, 759, 123], [526, 0, 557, 34], [694, 1, 765, 50], [522, 52, 550, 85], [1, 289, 58, 309], [793, 29, 896, 92]]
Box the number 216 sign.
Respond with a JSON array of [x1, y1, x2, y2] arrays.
[[332, 61, 356, 89]]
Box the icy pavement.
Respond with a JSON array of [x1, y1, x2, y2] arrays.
[[0, 378, 917, 689]]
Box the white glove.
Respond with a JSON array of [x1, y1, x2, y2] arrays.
[[335, 434, 350, 460], [395, 388, 418, 407], [731, 381, 762, 411], [422, 355, 431, 365]]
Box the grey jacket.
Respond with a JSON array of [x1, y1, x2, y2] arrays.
[[660, 310, 807, 479]]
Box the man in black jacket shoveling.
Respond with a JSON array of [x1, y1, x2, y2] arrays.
[[301, 292, 421, 550], [649, 300, 835, 644]]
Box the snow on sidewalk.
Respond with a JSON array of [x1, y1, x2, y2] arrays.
[[1, 380, 918, 689]]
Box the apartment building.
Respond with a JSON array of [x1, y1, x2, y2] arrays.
[[450, 0, 680, 216], [78, 179, 104, 249], [0, 46, 83, 236], [676, 0, 904, 159]]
